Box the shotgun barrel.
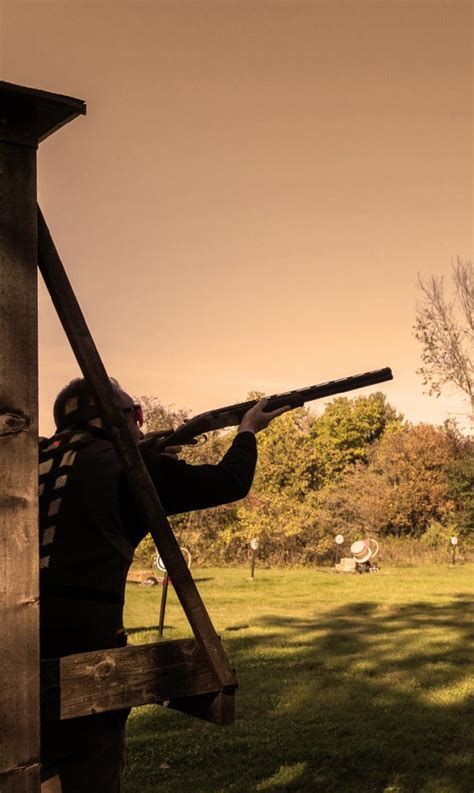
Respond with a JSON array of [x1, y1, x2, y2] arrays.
[[150, 367, 393, 450]]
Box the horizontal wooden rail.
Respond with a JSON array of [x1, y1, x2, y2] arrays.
[[41, 639, 237, 725]]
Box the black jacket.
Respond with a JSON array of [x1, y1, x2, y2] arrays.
[[39, 426, 257, 656]]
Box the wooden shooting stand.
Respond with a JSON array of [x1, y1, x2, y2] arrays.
[[0, 82, 237, 793]]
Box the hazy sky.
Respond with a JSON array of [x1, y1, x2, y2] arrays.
[[1, 1, 472, 435]]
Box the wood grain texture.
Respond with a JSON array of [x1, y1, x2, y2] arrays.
[[0, 141, 40, 792], [0, 83, 84, 793], [41, 640, 236, 724]]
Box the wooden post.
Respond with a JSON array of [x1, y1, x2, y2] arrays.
[[0, 123, 40, 793], [250, 548, 257, 579], [0, 81, 85, 793]]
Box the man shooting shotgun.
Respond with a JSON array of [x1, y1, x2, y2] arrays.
[[39, 365, 391, 792], [148, 367, 393, 450], [39, 379, 288, 793]]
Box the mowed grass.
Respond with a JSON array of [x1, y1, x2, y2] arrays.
[[123, 565, 474, 793]]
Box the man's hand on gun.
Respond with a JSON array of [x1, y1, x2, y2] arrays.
[[139, 430, 183, 458], [238, 398, 291, 435]]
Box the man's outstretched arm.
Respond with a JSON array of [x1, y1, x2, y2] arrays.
[[141, 399, 289, 515]]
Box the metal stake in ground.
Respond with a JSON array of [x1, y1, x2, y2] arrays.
[[156, 555, 169, 637], [159, 573, 170, 637], [249, 538, 259, 579], [334, 534, 344, 566], [450, 536, 458, 566]]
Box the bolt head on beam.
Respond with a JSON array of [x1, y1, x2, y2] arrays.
[[0, 81, 86, 148]]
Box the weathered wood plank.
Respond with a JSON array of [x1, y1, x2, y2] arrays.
[[0, 140, 41, 793], [37, 209, 237, 693], [0, 765, 41, 793], [41, 640, 237, 723]]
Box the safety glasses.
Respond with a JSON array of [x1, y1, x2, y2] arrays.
[[123, 403, 144, 427]]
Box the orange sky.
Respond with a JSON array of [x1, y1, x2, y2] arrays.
[[1, 1, 472, 435]]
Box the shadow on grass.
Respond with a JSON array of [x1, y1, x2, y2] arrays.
[[125, 598, 474, 793], [126, 625, 177, 635]]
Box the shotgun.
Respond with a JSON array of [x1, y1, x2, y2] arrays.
[[147, 367, 393, 451]]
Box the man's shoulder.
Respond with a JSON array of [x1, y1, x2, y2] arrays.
[[39, 429, 118, 470]]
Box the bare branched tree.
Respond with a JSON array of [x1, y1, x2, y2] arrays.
[[414, 257, 474, 422]]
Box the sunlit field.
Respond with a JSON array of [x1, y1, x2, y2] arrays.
[[123, 565, 473, 793]]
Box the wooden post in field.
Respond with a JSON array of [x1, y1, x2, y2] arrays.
[[0, 82, 85, 793]]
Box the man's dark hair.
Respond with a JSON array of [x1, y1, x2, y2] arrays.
[[53, 377, 120, 430]]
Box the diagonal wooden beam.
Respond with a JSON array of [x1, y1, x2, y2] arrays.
[[37, 207, 237, 693]]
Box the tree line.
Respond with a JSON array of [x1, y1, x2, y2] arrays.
[[135, 392, 473, 566]]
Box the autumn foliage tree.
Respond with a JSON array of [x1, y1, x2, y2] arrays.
[[236, 407, 328, 563], [234, 393, 403, 563], [133, 391, 469, 566], [415, 258, 474, 423], [447, 436, 474, 537], [309, 392, 402, 485], [317, 423, 461, 540]]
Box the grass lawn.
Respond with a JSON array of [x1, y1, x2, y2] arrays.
[[123, 565, 473, 793]]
